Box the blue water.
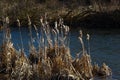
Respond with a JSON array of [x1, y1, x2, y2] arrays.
[[0, 27, 120, 80], [70, 28, 120, 80]]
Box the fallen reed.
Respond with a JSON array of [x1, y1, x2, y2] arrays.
[[0, 16, 112, 80]]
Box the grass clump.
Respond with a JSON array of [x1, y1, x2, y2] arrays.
[[0, 16, 112, 80]]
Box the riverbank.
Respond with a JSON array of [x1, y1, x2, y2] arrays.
[[0, 9, 120, 29], [0, 0, 120, 28]]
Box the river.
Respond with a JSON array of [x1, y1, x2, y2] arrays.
[[0, 27, 120, 80]]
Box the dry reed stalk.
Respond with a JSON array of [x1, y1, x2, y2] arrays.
[[99, 63, 112, 77], [37, 57, 52, 80], [29, 45, 38, 64], [0, 17, 17, 76], [73, 30, 93, 79], [87, 34, 91, 55], [28, 15, 33, 46], [33, 25, 40, 48], [92, 64, 100, 76], [11, 50, 32, 80]]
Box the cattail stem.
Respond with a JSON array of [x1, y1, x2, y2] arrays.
[[17, 19, 24, 50], [19, 26, 24, 50], [78, 37, 85, 54], [87, 34, 90, 55], [28, 15, 33, 45], [34, 25, 40, 49]]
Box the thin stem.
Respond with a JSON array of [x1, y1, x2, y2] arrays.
[[19, 26, 24, 50]]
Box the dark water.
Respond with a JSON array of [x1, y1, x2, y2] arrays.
[[0, 27, 120, 80], [70, 28, 120, 80]]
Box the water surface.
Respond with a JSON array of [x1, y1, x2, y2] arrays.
[[0, 27, 120, 80]]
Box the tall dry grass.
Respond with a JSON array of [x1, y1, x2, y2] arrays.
[[0, 16, 112, 80]]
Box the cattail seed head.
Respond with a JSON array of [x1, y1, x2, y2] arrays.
[[66, 26, 70, 32], [40, 16, 43, 23], [55, 21, 57, 28], [27, 15, 31, 26], [79, 30, 83, 38], [42, 38, 44, 43], [87, 34, 90, 40], [17, 19, 21, 27], [5, 17, 9, 24], [33, 25, 38, 31]]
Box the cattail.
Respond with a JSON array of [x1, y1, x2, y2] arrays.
[[66, 26, 70, 32], [79, 30, 83, 38], [55, 25, 59, 34], [63, 24, 66, 29], [7, 42, 13, 48], [42, 38, 44, 44], [52, 29, 57, 45], [59, 18, 63, 26], [27, 15, 33, 45], [55, 21, 57, 29], [40, 17, 45, 28], [64, 25, 70, 34], [52, 29, 57, 35], [17, 19, 23, 50], [78, 37, 85, 54], [78, 37, 83, 46], [33, 24, 39, 37], [40, 16, 43, 23], [33, 25, 38, 31], [17, 19, 21, 27], [87, 34, 90, 40], [87, 33, 90, 55], [5, 17, 9, 24], [27, 15, 31, 26]]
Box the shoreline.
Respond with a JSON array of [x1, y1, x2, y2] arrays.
[[0, 9, 120, 29]]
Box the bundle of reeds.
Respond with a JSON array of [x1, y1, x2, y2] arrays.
[[11, 50, 32, 80], [0, 18, 17, 75], [0, 16, 112, 80]]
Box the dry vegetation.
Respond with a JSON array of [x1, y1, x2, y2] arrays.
[[0, 0, 120, 27], [0, 16, 112, 80]]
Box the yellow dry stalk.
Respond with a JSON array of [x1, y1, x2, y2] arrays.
[[47, 47, 56, 59], [52, 56, 65, 73], [92, 64, 100, 75], [37, 60, 45, 78], [27, 15, 31, 26], [0, 42, 17, 71], [15, 51, 28, 66], [12, 53, 32, 80], [37, 58, 52, 79], [99, 63, 112, 76], [29, 45, 37, 57], [73, 53, 93, 79], [77, 53, 93, 78]]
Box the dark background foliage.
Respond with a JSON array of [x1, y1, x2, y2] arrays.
[[0, 0, 119, 26]]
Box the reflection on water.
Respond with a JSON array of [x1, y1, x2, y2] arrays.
[[0, 27, 120, 80]]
